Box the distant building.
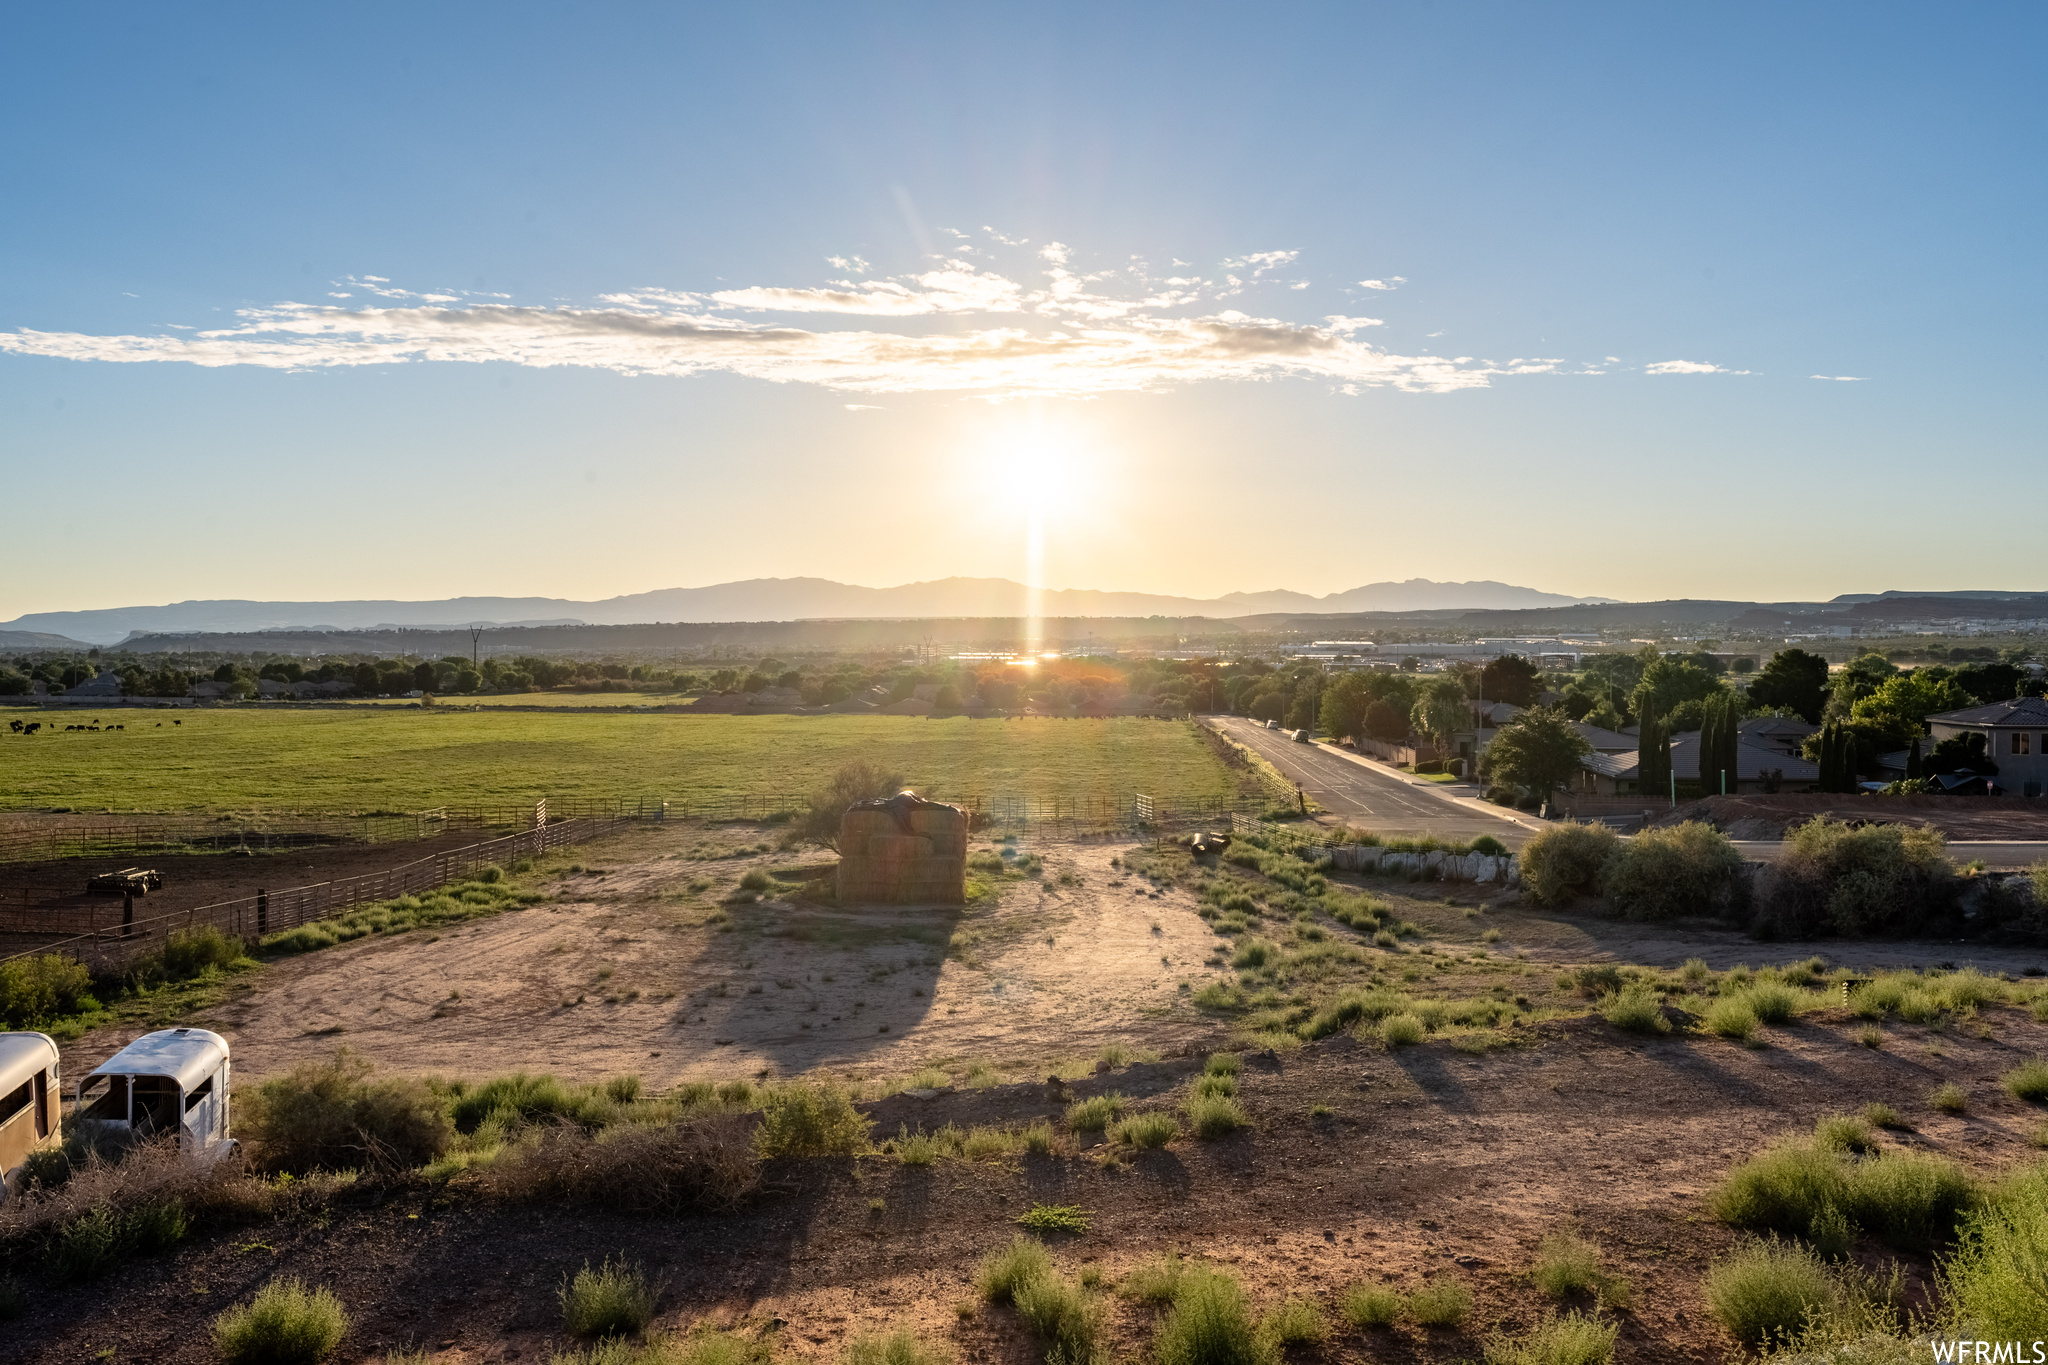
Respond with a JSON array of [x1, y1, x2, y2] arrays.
[[1924, 696, 2048, 797]]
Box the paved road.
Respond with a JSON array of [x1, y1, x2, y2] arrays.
[[1211, 716, 1533, 846], [1732, 840, 2048, 869]]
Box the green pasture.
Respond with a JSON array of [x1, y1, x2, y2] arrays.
[[332, 691, 696, 708], [0, 710, 1250, 812]]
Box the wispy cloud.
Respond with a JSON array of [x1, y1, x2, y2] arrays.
[[1356, 277, 1405, 291], [1644, 359, 1751, 375], [0, 241, 1641, 399], [1810, 374, 1865, 381]]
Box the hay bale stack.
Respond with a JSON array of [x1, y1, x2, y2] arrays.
[[837, 794, 967, 904]]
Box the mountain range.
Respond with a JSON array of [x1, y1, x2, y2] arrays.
[[1, 577, 1615, 647]]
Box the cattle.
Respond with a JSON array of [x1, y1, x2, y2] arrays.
[[6, 719, 20, 733]]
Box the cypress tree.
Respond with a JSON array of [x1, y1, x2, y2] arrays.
[[1637, 702, 1665, 798], [1906, 736, 1923, 780]]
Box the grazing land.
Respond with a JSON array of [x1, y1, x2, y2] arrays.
[[0, 711, 1251, 812]]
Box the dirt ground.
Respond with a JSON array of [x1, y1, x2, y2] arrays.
[[1653, 792, 2048, 840], [16, 1003, 2048, 1365], [57, 819, 2048, 1092]]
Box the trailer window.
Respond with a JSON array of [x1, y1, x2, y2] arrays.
[[0, 1078, 31, 1128], [78, 1074, 129, 1122], [132, 1077, 179, 1135], [184, 1075, 213, 1112]]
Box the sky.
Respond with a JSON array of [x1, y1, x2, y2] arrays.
[[2, 3, 2043, 617]]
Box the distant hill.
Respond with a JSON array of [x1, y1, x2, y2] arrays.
[[1, 577, 1614, 646], [0, 629, 91, 650]]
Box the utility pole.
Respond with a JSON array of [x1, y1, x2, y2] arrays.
[[469, 625, 483, 670]]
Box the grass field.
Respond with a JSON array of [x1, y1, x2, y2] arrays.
[[332, 691, 696, 708], [0, 710, 1251, 812]]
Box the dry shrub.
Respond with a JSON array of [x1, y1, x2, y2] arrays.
[[242, 1048, 453, 1174], [1601, 821, 1744, 921], [213, 1276, 350, 1364], [0, 953, 95, 1027], [1518, 823, 1618, 906], [483, 1115, 759, 1212], [802, 760, 907, 849], [1756, 817, 1957, 938], [753, 1084, 871, 1158]]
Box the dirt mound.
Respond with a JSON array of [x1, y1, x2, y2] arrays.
[[1649, 792, 2048, 840]]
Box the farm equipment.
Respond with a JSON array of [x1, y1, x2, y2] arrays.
[[87, 866, 163, 896]]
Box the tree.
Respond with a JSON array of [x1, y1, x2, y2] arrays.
[[1631, 657, 1723, 722], [1582, 699, 1626, 733], [1478, 654, 1542, 707], [1636, 701, 1670, 799], [1363, 700, 1409, 742], [1319, 672, 1371, 741], [1479, 707, 1592, 806], [1697, 692, 1742, 797], [1411, 678, 1469, 765], [1746, 648, 1829, 723], [800, 760, 906, 849], [1906, 737, 1923, 780], [1953, 662, 2024, 704], [1850, 672, 1977, 746], [1826, 653, 1898, 718]]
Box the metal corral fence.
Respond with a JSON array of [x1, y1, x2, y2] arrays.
[[0, 814, 634, 971]]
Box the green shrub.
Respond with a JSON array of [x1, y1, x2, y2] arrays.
[[1812, 1115, 1877, 1155], [448, 1072, 586, 1134], [1013, 1268, 1104, 1365], [1406, 1280, 1471, 1327], [1022, 1121, 1055, 1155], [0, 953, 96, 1027], [1205, 1053, 1242, 1077], [1941, 1164, 2048, 1340], [213, 1277, 351, 1364], [1712, 1138, 1978, 1250], [559, 1259, 654, 1339], [1193, 1074, 1237, 1099], [1380, 1013, 1425, 1047], [1518, 823, 1619, 906], [244, 1049, 453, 1173], [1065, 1094, 1127, 1132], [1709, 1140, 1852, 1240], [1112, 1114, 1179, 1149], [1741, 982, 1802, 1024], [1706, 997, 1758, 1041], [2001, 1058, 2048, 1103], [1482, 1311, 1617, 1365], [160, 924, 248, 978], [1152, 1267, 1276, 1365], [1704, 1239, 1837, 1348], [1121, 1253, 1187, 1305], [1185, 1093, 1248, 1139], [1571, 965, 1623, 997], [845, 1330, 948, 1365], [1847, 1148, 1977, 1248], [752, 1084, 871, 1157], [894, 1126, 940, 1166], [1530, 1231, 1627, 1305], [738, 869, 773, 892], [1260, 1298, 1327, 1346], [1758, 817, 1957, 938], [1017, 1203, 1089, 1234], [1601, 821, 1743, 920], [1861, 1103, 1904, 1130], [1599, 984, 1669, 1035], [52, 1204, 128, 1280], [1929, 1082, 1968, 1114], [1337, 1284, 1400, 1329], [604, 1075, 644, 1105], [977, 1236, 1055, 1303]]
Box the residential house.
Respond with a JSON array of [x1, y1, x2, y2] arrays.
[[1924, 696, 2048, 797], [1574, 732, 1819, 796]]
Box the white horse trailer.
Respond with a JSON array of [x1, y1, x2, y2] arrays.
[[75, 1027, 237, 1162], [0, 1032, 62, 1200]]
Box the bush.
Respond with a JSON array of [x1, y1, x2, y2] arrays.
[[1482, 1311, 1617, 1365], [1530, 1231, 1627, 1305], [1017, 1203, 1089, 1234], [1942, 1164, 2048, 1340], [1205, 1053, 1242, 1077], [1812, 1115, 1877, 1155], [1705, 997, 1759, 1041], [482, 1116, 759, 1213], [1704, 1239, 1837, 1348], [1601, 822, 1744, 920], [1741, 982, 1803, 1024], [1380, 1013, 1425, 1047], [1065, 1094, 1127, 1132], [1152, 1267, 1276, 1365], [1929, 1082, 1968, 1114], [1848, 1148, 1978, 1248], [242, 1050, 453, 1173], [1406, 1280, 1471, 1327], [159, 924, 247, 978], [1711, 1138, 1978, 1250], [1112, 1114, 1179, 1149], [1709, 1140, 1852, 1240], [1260, 1298, 1327, 1346], [448, 1072, 590, 1134], [1185, 1093, 1248, 1139], [802, 760, 907, 848], [977, 1236, 1055, 1303], [2002, 1058, 2048, 1103], [1757, 817, 1957, 938], [213, 1277, 351, 1364], [1013, 1267, 1104, 1365], [1598, 984, 1669, 1035], [0, 953, 95, 1027], [1518, 823, 1618, 905], [753, 1084, 871, 1157], [1338, 1284, 1400, 1329], [559, 1258, 655, 1338], [845, 1331, 947, 1365], [1121, 1253, 1188, 1305]]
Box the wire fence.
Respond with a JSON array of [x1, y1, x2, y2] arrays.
[[0, 815, 632, 971]]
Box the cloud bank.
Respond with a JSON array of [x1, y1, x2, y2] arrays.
[[0, 242, 1713, 399]]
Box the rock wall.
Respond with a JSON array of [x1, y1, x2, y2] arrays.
[[836, 796, 968, 904]]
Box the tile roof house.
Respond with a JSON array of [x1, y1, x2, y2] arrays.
[[1925, 696, 2048, 796], [1574, 733, 1819, 796]]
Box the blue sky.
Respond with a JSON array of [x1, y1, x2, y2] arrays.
[[3, 4, 2042, 616]]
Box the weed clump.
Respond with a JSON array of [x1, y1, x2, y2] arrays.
[[1703, 1238, 1838, 1348], [1185, 1093, 1248, 1139], [1942, 1164, 2048, 1339], [2002, 1058, 2048, 1103], [1260, 1298, 1327, 1347], [1599, 984, 1670, 1035], [1530, 1231, 1629, 1307], [1711, 1136, 1977, 1250], [1706, 996, 1759, 1041], [1379, 1013, 1425, 1047], [1065, 1094, 1127, 1133], [1121, 1253, 1187, 1305], [1338, 1284, 1400, 1329], [559, 1258, 655, 1339], [845, 1331, 949, 1365], [1601, 821, 1743, 921], [1518, 823, 1618, 906], [1152, 1266, 1275, 1365], [977, 1236, 1055, 1304], [1112, 1114, 1179, 1149], [243, 1049, 453, 1173], [752, 1084, 871, 1157], [1016, 1204, 1089, 1234], [1929, 1082, 1968, 1115], [213, 1277, 351, 1364], [1482, 1311, 1617, 1365], [1407, 1280, 1472, 1327]]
